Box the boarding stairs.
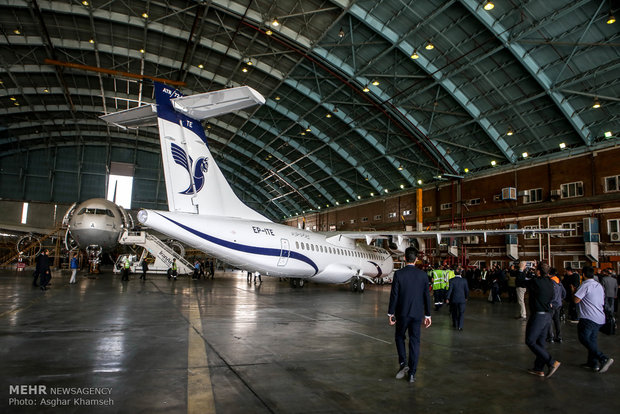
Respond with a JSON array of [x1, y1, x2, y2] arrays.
[[115, 230, 193, 275]]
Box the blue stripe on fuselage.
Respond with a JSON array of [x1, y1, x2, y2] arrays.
[[154, 212, 318, 275], [369, 261, 382, 277]]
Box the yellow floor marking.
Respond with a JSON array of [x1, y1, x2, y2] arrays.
[[187, 290, 216, 414]]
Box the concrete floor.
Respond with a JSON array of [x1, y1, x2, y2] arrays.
[[0, 268, 618, 414]]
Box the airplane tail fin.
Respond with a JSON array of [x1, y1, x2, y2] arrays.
[[153, 82, 270, 221]]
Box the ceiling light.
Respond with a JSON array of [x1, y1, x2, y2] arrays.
[[265, 29, 273, 36], [559, 142, 566, 149], [604, 131, 613, 138], [336, 202, 340, 205], [417, 179, 423, 185], [139, 49, 145, 54], [142, 12, 149, 19], [370, 192, 375, 196], [275, 96, 280, 100], [372, 80, 380, 86], [491, 160, 497, 166], [198, 64, 204, 69], [384, 189, 389, 193], [338, 27, 345, 38], [522, 152, 528, 158], [425, 42, 434, 50], [13, 29, 21, 35], [607, 14, 616, 24], [242, 67, 248, 72], [14, 102, 19, 106], [43, 88, 49, 93], [271, 18, 280, 27], [362, 86, 370, 92], [10, 97, 16, 101], [300, 131, 306, 136], [464, 168, 469, 173], [346, 199, 350, 203], [357, 195, 361, 200], [326, 113, 332, 118], [305, 127, 311, 132], [246, 59, 253, 66], [82, 1, 89, 5], [89, 39, 95, 44], [400, 184, 405, 189], [398, 165, 403, 171], [411, 51, 419, 59], [483, 1, 494, 11], [592, 98, 601, 109], [507, 128, 513, 136]]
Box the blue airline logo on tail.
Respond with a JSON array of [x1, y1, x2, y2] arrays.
[[170, 142, 209, 195]]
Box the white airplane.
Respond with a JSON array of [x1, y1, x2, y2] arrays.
[[101, 82, 564, 292]]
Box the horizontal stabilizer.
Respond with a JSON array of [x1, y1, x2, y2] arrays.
[[171, 86, 265, 120], [100, 104, 158, 129]]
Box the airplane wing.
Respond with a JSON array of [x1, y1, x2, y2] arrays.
[[333, 228, 567, 245]]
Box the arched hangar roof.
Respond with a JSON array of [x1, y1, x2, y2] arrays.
[[0, 0, 618, 220]]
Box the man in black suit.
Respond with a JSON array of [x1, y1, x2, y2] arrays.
[[388, 247, 432, 383], [446, 267, 469, 330]]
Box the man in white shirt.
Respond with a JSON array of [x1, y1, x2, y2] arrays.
[[574, 266, 614, 373]]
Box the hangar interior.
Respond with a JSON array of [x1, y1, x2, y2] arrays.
[[0, 0, 619, 412]]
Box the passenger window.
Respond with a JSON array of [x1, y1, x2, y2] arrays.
[[296, 241, 300, 249]]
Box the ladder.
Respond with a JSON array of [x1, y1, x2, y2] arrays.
[[117, 230, 193, 275]]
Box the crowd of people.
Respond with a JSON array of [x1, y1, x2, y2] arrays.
[[388, 255, 617, 384]]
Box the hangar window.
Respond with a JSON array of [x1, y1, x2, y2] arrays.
[[560, 181, 583, 198], [338, 221, 345, 225], [524, 188, 543, 204], [560, 222, 581, 237], [423, 206, 432, 213], [361, 217, 369, 222], [374, 215, 382, 221], [107, 161, 134, 209], [403, 210, 412, 216], [388, 212, 397, 218], [604, 175, 620, 192], [350, 219, 356, 224], [523, 225, 540, 240], [468, 198, 481, 206], [440, 203, 452, 210], [329, 225, 336, 231], [21, 202, 28, 224], [608, 219, 620, 234], [563, 260, 586, 270]]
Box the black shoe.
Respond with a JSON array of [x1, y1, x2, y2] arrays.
[[458, 328, 463, 331], [599, 358, 614, 373], [407, 373, 416, 383], [554, 338, 563, 343], [546, 337, 552, 343], [395, 364, 409, 379]]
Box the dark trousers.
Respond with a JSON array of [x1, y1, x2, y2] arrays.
[[122, 268, 129, 280], [548, 307, 562, 340], [394, 317, 422, 375], [525, 312, 554, 371], [566, 297, 578, 321], [433, 289, 446, 309], [450, 302, 466, 329], [141, 270, 147, 280], [577, 318, 607, 368]]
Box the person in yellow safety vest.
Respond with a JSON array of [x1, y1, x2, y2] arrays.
[[121, 256, 130, 281], [446, 267, 456, 289], [431, 265, 447, 310], [171, 258, 178, 280]]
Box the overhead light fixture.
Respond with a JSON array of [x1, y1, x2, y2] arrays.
[[425, 42, 434, 50], [246, 59, 253, 66], [139, 49, 145, 54], [559, 142, 566, 149], [372, 80, 380, 86], [411, 51, 419, 59], [491, 160, 497, 166], [398, 165, 403, 171], [592, 98, 601, 108], [604, 131, 613, 138], [13, 29, 21, 35], [400, 184, 405, 189], [357, 195, 361, 200], [346, 199, 350, 203], [370, 192, 375, 197], [362, 86, 370, 92], [198, 64, 204, 69], [10, 97, 16, 101], [300, 131, 306, 136], [271, 18, 280, 27], [265, 29, 273, 36], [89, 39, 95, 44], [142, 12, 149, 19], [43, 88, 49, 93], [384, 189, 389, 193], [82, 1, 89, 5], [483, 1, 495, 11], [464, 168, 469, 173], [305, 127, 311, 132], [607, 14, 616, 24], [14, 102, 19, 106], [507, 128, 513, 136], [338, 27, 345, 38], [365, 175, 369, 181], [274, 96, 280, 100], [326, 113, 332, 118], [242, 67, 248, 72], [522, 152, 528, 158], [417, 179, 423, 185]]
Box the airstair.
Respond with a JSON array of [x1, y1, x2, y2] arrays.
[[114, 230, 193, 275]]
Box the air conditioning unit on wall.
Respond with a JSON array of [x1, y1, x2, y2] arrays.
[[611, 232, 620, 242]]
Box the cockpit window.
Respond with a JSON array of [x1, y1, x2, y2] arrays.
[[105, 209, 114, 217], [77, 208, 86, 215], [78, 208, 115, 216]]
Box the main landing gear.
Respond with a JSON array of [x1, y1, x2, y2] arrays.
[[350, 276, 365, 293], [290, 278, 305, 288]]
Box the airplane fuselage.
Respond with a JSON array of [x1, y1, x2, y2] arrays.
[[139, 210, 393, 283], [68, 198, 124, 249]]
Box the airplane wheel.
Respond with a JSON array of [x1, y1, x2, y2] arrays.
[[351, 279, 358, 292], [359, 280, 365, 293], [298, 279, 305, 288], [290, 278, 297, 288], [16, 234, 42, 258]]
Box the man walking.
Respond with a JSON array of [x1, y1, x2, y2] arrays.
[[575, 266, 614, 373], [446, 268, 469, 331], [388, 247, 432, 383], [524, 261, 561, 378], [563, 265, 580, 323]]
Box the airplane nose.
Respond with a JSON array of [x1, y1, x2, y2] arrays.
[[137, 209, 148, 224]]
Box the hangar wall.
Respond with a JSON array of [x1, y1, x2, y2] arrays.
[[285, 147, 620, 272]]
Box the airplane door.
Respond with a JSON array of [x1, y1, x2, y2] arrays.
[[278, 239, 290, 267]]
